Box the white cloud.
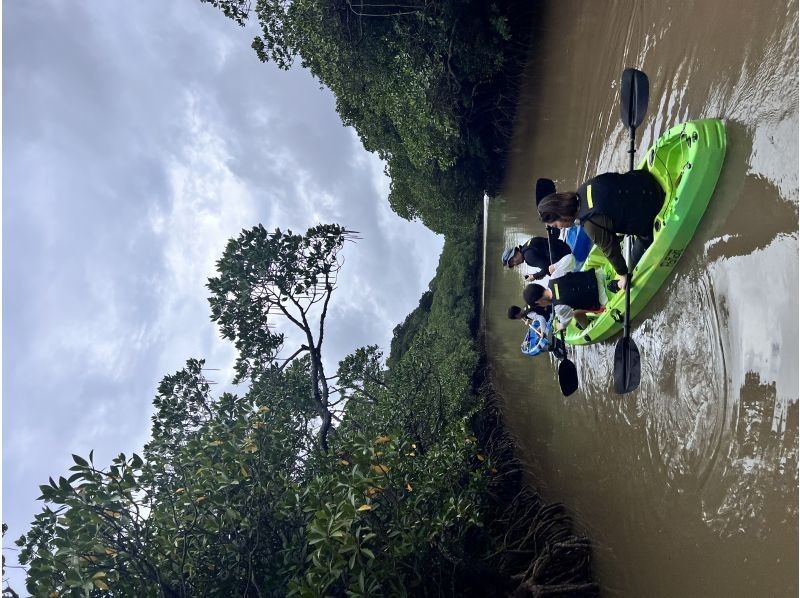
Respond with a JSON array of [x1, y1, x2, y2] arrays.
[[146, 90, 266, 379]]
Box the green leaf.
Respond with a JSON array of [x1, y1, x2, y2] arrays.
[[360, 547, 375, 560], [72, 454, 89, 467]]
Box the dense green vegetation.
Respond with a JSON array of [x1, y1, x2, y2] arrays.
[[201, 0, 533, 235], [17, 223, 596, 596]]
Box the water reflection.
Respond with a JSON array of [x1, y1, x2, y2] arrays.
[[703, 8, 799, 204], [706, 374, 798, 538]]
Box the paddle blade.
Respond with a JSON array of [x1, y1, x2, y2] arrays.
[[558, 358, 579, 397], [613, 336, 641, 394], [535, 178, 557, 206], [620, 68, 650, 129]]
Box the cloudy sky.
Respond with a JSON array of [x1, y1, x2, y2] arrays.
[[3, 1, 443, 588]]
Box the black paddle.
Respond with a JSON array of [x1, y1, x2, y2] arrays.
[[613, 68, 649, 394], [556, 328, 579, 396], [536, 178, 562, 246], [538, 204, 578, 398], [535, 177, 556, 206]]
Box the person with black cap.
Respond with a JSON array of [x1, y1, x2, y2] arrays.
[[501, 234, 572, 281]]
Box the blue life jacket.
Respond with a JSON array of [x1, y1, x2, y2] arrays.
[[564, 226, 592, 267], [521, 315, 553, 357]]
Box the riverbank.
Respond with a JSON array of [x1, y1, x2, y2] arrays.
[[397, 215, 600, 595], [469, 369, 599, 596]]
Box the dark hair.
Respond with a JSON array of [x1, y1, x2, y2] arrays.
[[507, 305, 523, 319], [530, 303, 551, 318], [537, 192, 579, 223], [523, 283, 545, 306]]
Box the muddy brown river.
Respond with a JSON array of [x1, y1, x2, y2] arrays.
[[483, 1, 798, 596]]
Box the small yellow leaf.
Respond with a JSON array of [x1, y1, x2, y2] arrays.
[[209, 440, 223, 446], [48, 593, 60, 598], [476, 454, 486, 462], [490, 468, 498, 474], [104, 547, 117, 556], [357, 504, 373, 512], [175, 488, 185, 494], [366, 486, 383, 497], [196, 495, 207, 503], [259, 406, 271, 413], [243, 443, 258, 454], [373, 435, 391, 445], [240, 465, 250, 478], [411, 443, 417, 449], [406, 452, 416, 457], [92, 571, 107, 580], [93, 579, 109, 591], [406, 483, 413, 492], [370, 464, 390, 475], [375, 451, 384, 457], [339, 459, 350, 466], [253, 422, 266, 429]]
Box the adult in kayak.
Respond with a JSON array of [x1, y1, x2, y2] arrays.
[[536, 170, 665, 290], [501, 232, 571, 280]]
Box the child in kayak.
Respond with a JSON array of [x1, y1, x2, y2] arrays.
[[522, 267, 611, 331], [507, 305, 537, 324], [507, 302, 554, 323], [536, 170, 665, 291]]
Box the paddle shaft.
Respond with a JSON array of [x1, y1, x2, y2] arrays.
[[624, 125, 635, 342], [545, 226, 578, 396], [545, 229, 562, 335], [628, 125, 637, 171], [615, 68, 649, 394]]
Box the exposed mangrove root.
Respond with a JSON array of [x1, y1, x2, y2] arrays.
[[466, 324, 599, 597]]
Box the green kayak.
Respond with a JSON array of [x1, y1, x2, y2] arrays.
[[564, 118, 727, 345]]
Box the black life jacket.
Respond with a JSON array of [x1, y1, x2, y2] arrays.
[[520, 237, 570, 272], [576, 170, 665, 236], [548, 270, 601, 310]]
